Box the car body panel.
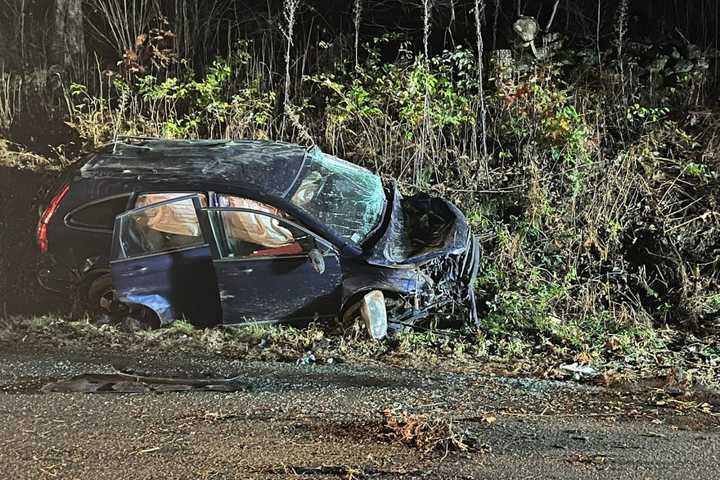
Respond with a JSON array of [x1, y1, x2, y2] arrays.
[[109, 195, 221, 326], [109, 196, 344, 326], [110, 244, 220, 326], [213, 255, 343, 325], [341, 260, 424, 305], [202, 204, 344, 325], [366, 184, 470, 267]]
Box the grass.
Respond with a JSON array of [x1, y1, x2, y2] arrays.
[[1, 315, 718, 390]]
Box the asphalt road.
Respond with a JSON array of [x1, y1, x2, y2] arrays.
[[0, 349, 718, 479]]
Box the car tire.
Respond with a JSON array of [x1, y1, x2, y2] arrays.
[[86, 274, 116, 315], [85, 274, 159, 329], [343, 290, 404, 338], [343, 291, 425, 336]]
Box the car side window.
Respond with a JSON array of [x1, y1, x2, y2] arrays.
[[215, 194, 286, 217], [211, 209, 325, 259], [135, 192, 207, 209], [66, 195, 131, 231], [118, 197, 207, 258]]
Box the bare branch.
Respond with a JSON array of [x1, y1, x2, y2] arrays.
[[545, 0, 561, 31]]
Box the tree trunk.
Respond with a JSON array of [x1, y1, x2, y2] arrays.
[[52, 0, 85, 67]]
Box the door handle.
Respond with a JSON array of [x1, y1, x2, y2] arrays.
[[130, 266, 148, 273], [238, 268, 253, 274]]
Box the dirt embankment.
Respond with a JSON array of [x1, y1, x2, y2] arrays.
[[0, 144, 67, 316]]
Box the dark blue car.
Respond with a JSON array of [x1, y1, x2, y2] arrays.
[[37, 139, 478, 335]]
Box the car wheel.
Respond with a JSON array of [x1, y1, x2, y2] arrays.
[[343, 292, 426, 336], [86, 274, 117, 315], [85, 275, 159, 329], [342, 290, 391, 339]]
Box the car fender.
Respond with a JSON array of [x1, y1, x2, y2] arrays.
[[341, 264, 428, 313], [117, 291, 176, 325]]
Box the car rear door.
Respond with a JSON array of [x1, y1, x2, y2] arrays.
[[203, 204, 343, 325], [109, 194, 221, 327]]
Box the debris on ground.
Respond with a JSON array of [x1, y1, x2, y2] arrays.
[[3, 348, 720, 479], [296, 351, 316, 366], [380, 409, 476, 454], [41, 370, 244, 393], [560, 363, 599, 379]]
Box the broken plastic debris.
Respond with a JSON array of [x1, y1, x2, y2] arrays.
[[560, 363, 599, 377], [42, 371, 244, 393], [296, 351, 316, 366]]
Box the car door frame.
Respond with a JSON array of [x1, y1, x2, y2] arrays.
[[110, 193, 211, 261], [109, 194, 221, 326]]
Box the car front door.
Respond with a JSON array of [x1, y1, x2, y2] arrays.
[[109, 194, 221, 327], [203, 204, 343, 325]]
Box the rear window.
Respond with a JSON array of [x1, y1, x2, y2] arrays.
[[66, 195, 131, 230]]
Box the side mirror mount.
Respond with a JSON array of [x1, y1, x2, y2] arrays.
[[308, 248, 326, 274]]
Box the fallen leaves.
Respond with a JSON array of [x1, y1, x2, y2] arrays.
[[380, 409, 473, 454]]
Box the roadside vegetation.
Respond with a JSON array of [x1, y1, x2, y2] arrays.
[[1, 1, 720, 382], [2, 315, 718, 393]]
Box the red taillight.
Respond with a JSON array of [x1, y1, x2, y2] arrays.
[[37, 183, 70, 253]]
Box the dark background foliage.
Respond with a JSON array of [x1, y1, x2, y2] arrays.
[[2, 1, 720, 70]]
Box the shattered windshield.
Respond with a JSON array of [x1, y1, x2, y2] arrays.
[[289, 148, 385, 244]]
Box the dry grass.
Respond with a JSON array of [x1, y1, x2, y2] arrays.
[[0, 139, 67, 172], [380, 409, 472, 454]]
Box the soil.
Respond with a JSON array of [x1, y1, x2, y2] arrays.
[[0, 347, 718, 479], [0, 164, 66, 316]]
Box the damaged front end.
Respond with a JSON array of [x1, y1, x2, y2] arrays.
[[384, 234, 480, 332], [415, 234, 480, 327], [353, 184, 480, 333]]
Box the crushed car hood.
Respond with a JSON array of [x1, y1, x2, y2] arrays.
[[365, 185, 470, 267]]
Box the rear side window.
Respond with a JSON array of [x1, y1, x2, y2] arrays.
[[118, 197, 207, 258], [66, 195, 131, 231], [135, 192, 207, 209]]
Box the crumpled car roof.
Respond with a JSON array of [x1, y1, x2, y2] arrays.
[[82, 139, 309, 197]]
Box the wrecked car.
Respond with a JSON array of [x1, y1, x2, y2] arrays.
[[37, 139, 478, 336]]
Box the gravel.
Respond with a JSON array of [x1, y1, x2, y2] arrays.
[[0, 348, 719, 479]]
